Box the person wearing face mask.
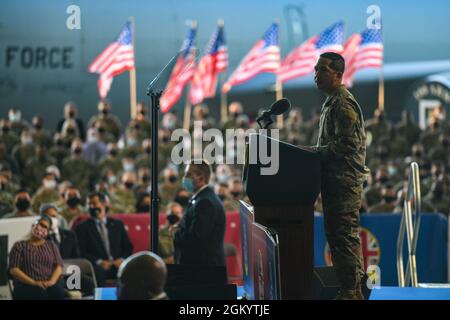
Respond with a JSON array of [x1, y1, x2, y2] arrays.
[[173, 188, 191, 209], [31, 173, 63, 214], [0, 119, 20, 153], [136, 139, 154, 170], [9, 216, 68, 300], [121, 129, 143, 159], [173, 160, 226, 267], [0, 143, 19, 176], [87, 100, 122, 141], [0, 174, 15, 217], [110, 171, 137, 214], [12, 130, 36, 171], [56, 101, 86, 141], [59, 187, 87, 226], [30, 116, 53, 149], [135, 167, 151, 194], [368, 184, 397, 213], [98, 142, 123, 175], [134, 102, 152, 136], [423, 176, 450, 216], [159, 167, 180, 207], [82, 128, 108, 165], [161, 111, 179, 131], [8, 108, 31, 136], [158, 202, 183, 264], [396, 110, 422, 148], [363, 168, 390, 208], [75, 192, 133, 287], [48, 133, 70, 169], [23, 145, 57, 193], [427, 133, 450, 164], [214, 182, 236, 211], [62, 139, 93, 196], [365, 107, 391, 146], [135, 192, 151, 213], [222, 101, 243, 130], [3, 191, 36, 219], [40, 203, 95, 297]]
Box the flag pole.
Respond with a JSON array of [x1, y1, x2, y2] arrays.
[[217, 19, 228, 124], [184, 84, 192, 130], [129, 16, 138, 120], [276, 78, 284, 127], [220, 75, 228, 123], [378, 62, 385, 112]]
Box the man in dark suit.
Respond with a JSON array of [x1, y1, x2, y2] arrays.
[[40, 203, 94, 296], [173, 160, 226, 267], [75, 192, 133, 287]]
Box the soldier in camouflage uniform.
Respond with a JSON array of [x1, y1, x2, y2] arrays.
[[313, 52, 370, 300], [62, 139, 93, 197], [12, 130, 36, 172], [0, 119, 20, 153], [87, 100, 122, 142]]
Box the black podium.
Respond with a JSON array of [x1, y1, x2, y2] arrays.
[[243, 133, 321, 299]]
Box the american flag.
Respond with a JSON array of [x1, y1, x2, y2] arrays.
[[343, 28, 384, 87], [160, 26, 197, 113], [189, 24, 228, 105], [88, 21, 135, 98], [277, 21, 344, 83], [222, 23, 280, 93]]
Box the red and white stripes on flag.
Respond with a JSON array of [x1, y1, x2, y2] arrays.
[[189, 24, 228, 105], [343, 29, 384, 88], [222, 23, 279, 93], [160, 26, 197, 113], [276, 36, 319, 83], [88, 21, 134, 98], [277, 21, 344, 83]]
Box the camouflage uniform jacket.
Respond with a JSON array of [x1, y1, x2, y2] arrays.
[[315, 85, 370, 212]]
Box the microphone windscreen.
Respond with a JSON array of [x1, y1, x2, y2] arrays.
[[270, 98, 291, 115]]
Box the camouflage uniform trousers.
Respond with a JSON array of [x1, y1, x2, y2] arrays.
[[322, 181, 365, 296]]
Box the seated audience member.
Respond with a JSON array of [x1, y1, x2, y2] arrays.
[[117, 251, 168, 300], [3, 191, 36, 219], [158, 202, 184, 264], [40, 203, 95, 296], [75, 192, 133, 286], [136, 192, 151, 213], [8, 216, 68, 300], [60, 187, 87, 226]]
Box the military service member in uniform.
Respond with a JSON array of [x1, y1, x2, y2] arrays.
[[313, 52, 370, 300]]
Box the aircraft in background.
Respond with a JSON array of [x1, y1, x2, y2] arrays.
[[1, 0, 450, 128]]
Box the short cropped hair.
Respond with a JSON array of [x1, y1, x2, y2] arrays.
[[190, 159, 212, 183], [320, 52, 345, 73], [87, 191, 107, 204]]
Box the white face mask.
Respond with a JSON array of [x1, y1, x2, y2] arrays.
[[9, 112, 21, 123], [22, 137, 33, 145], [108, 175, 117, 185], [44, 179, 57, 189], [123, 163, 135, 172], [50, 217, 59, 231]]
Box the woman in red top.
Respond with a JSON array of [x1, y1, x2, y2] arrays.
[[9, 216, 67, 300]]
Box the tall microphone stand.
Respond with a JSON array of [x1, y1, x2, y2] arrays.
[[147, 89, 162, 252]]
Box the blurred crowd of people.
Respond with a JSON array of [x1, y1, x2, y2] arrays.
[[1, 99, 450, 227]]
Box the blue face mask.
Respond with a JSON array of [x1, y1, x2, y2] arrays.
[[182, 177, 194, 193]]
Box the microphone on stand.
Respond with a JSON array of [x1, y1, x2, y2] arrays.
[[256, 98, 291, 129]]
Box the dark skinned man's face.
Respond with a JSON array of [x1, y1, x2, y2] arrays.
[[314, 57, 342, 94]]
